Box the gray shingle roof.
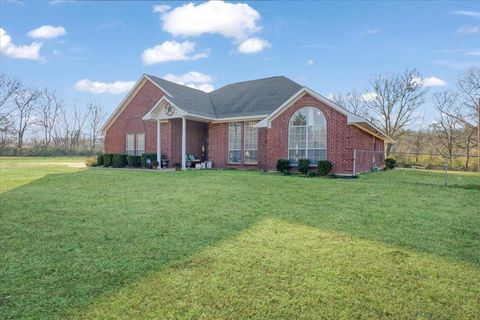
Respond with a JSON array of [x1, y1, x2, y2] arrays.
[[147, 75, 302, 119]]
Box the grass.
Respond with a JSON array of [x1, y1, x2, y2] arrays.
[[1, 157, 479, 319]]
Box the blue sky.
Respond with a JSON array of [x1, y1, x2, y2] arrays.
[[1, 1, 479, 124]]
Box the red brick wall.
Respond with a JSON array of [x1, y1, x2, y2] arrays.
[[205, 93, 385, 174], [208, 123, 228, 168], [104, 80, 164, 154], [351, 126, 385, 173], [266, 93, 352, 173]]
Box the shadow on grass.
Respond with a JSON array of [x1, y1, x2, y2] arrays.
[[1, 168, 479, 318], [79, 219, 480, 319]]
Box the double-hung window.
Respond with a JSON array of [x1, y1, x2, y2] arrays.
[[126, 134, 135, 155], [135, 133, 145, 156], [244, 121, 258, 164], [228, 122, 242, 163]]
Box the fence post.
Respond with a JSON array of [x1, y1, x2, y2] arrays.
[[353, 149, 357, 176]]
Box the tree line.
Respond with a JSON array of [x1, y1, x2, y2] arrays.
[[0, 73, 106, 156], [331, 67, 479, 170]]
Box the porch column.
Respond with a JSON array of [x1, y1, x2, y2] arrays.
[[181, 117, 186, 170], [156, 119, 161, 168]]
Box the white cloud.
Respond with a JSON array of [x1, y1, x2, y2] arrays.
[[457, 26, 479, 34], [163, 71, 213, 84], [422, 76, 447, 87], [0, 28, 42, 60], [153, 4, 171, 14], [141, 40, 208, 65], [450, 10, 480, 19], [160, 1, 261, 40], [361, 28, 381, 36], [155, 1, 268, 54], [361, 92, 378, 102], [162, 71, 214, 93], [307, 59, 315, 66], [28, 25, 66, 39], [238, 37, 270, 53], [466, 49, 480, 56], [74, 79, 135, 94]]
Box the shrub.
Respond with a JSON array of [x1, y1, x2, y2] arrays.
[[317, 160, 333, 176], [103, 154, 113, 167], [85, 157, 97, 167], [112, 154, 127, 168], [298, 159, 310, 175], [308, 171, 317, 177], [276, 159, 290, 175], [141, 153, 157, 168], [385, 155, 397, 170], [97, 154, 104, 166], [127, 155, 141, 168]]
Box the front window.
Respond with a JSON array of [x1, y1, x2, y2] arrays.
[[126, 134, 135, 155], [135, 133, 145, 156], [228, 122, 241, 163], [244, 121, 258, 164], [288, 106, 326, 165]]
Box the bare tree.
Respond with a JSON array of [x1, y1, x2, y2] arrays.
[[86, 102, 105, 150], [331, 90, 370, 118], [430, 91, 463, 164], [12, 88, 40, 151], [38, 88, 62, 148], [0, 74, 21, 121], [54, 105, 88, 152], [365, 69, 428, 153], [457, 66, 480, 171]]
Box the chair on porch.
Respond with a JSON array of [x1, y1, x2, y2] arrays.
[[185, 154, 201, 168]]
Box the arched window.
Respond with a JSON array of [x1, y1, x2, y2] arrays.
[[288, 106, 327, 165]]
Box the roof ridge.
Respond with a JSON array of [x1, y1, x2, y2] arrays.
[[210, 75, 289, 93], [146, 74, 210, 95]]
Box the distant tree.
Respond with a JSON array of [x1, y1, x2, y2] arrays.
[[12, 88, 40, 151], [38, 88, 62, 148], [86, 102, 105, 150], [331, 90, 369, 118], [365, 69, 428, 154], [0, 73, 21, 122], [430, 91, 463, 164]]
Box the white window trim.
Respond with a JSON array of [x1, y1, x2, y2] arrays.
[[228, 122, 242, 164], [244, 121, 258, 165], [287, 106, 327, 167]]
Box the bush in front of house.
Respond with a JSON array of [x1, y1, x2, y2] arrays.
[[317, 160, 333, 176], [85, 157, 97, 167], [276, 159, 290, 175], [112, 154, 127, 168], [141, 153, 157, 168], [103, 154, 113, 167], [127, 155, 141, 168], [97, 154, 104, 166], [385, 155, 397, 170], [298, 159, 310, 175]]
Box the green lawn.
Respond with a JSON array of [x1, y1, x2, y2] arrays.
[[1, 157, 479, 319]]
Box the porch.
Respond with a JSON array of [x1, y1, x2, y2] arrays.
[[143, 99, 209, 170]]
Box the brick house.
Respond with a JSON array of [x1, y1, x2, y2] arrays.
[[102, 74, 393, 174]]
